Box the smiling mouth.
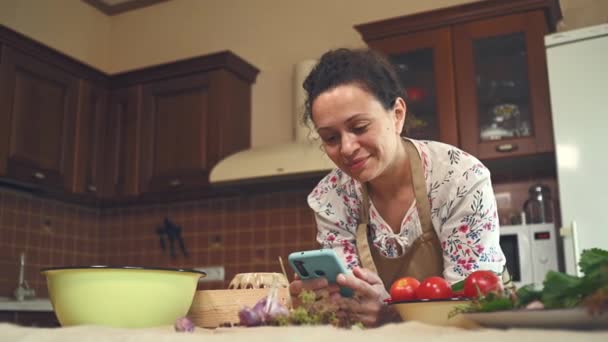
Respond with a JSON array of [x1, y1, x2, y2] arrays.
[[347, 157, 368, 171]]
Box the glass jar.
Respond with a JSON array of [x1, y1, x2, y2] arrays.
[[523, 184, 554, 224]]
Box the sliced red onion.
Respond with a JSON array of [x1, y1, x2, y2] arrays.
[[238, 306, 263, 326], [174, 316, 195, 332]]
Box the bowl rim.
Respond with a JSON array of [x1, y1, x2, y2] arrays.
[[390, 297, 471, 305], [39, 265, 206, 277]]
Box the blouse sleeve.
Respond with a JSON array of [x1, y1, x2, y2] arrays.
[[434, 162, 506, 283], [308, 170, 361, 270]]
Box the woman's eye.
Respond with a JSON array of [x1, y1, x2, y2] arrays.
[[322, 135, 339, 145], [352, 125, 368, 134]]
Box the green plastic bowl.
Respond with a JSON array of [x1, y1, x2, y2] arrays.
[[41, 266, 205, 328]]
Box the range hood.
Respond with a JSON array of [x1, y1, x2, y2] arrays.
[[209, 60, 335, 184]]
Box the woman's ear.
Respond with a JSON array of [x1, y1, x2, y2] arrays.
[[393, 97, 407, 135]]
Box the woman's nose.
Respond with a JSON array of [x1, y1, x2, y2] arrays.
[[340, 134, 359, 156]]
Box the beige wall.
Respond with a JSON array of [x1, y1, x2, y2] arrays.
[[1, 0, 606, 149], [108, 0, 479, 148], [0, 0, 111, 71], [558, 0, 608, 31]]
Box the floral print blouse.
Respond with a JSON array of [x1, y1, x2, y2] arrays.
[[307, 138, 506, 284]]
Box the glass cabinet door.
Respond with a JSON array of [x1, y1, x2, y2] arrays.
[[454, 11, 554, 159], [368, 28, 458, 146]]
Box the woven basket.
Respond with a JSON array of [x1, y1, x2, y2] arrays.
[[188, 288, 290, 328]]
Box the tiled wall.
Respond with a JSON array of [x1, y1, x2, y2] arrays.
[[0, 187, 318, 298], [99, 189, 318, 290], [492, 177, 559, 227], [0, 189, 101, 298], [0, 177, 559, 298]]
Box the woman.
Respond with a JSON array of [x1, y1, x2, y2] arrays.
[[288, 48, 506, 326]]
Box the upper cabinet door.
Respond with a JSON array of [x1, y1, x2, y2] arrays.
[[454, 11, 554, 159], [366, 28, 458, 146], [72, 80, 108, 197], [0, 46, 78, 190], [140, 73, 212, 194]]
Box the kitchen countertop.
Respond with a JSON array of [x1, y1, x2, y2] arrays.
[[1, 321, 606, 342], [0, 297, 53, 312]]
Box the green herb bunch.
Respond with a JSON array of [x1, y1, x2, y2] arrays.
[[450, 248, 608, 317], [272, 290, 364, 328]]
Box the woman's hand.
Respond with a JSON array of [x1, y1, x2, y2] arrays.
[[288, 274, 341, 307], [334, 267, 400, 327], [288, 268, 401, 327]]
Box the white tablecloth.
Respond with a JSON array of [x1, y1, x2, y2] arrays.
[[1, 322, 606, 342]]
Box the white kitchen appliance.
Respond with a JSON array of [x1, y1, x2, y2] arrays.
[[499, 223, 559, 288], [209, 60, 335, 184], [545, 23, 608, 276]]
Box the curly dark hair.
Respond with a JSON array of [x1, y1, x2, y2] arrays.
[[302, 48, 404, 126]]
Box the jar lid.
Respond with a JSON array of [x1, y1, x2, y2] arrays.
[[529, 184, 550, 194]]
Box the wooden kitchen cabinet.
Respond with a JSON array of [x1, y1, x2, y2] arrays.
[[140, 73, 214, 194], [361, 27, 458, 146], [132, 52, 258, 197], [1, 24, 258, 204], [355, 0, 561, 160], [0, 45, 78, 191], [453, 11, 555, 159], [72, 80, 109, 199]]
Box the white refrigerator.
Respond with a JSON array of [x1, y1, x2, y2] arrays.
[[545, 23, 608, 276]]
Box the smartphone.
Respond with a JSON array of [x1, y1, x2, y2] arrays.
[[288, 249, 353, 297]]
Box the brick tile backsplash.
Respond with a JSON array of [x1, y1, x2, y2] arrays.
[[0, 187, 318, 297], [0, 189, 102, 298]]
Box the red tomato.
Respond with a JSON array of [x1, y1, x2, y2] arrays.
[[415, 276, 453, 300], [452, 289, 465, 298], [390, 277, 420, 301], [463, 270, 503, 298]]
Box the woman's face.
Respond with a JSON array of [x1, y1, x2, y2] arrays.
[[311, 83, 406, 182]]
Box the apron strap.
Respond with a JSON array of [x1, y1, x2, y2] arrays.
[[356, 139, 438, 279], [356, 185, 378, 274], [403, 140, 433, 234]]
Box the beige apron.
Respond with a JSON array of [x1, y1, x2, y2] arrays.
[[356, 139, 443, 291], [355, 139, 514, 292]]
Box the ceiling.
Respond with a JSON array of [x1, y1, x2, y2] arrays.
[[82, 0, 171, 16]]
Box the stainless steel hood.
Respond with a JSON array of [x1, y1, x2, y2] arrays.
[[209, 60, 335, 184]]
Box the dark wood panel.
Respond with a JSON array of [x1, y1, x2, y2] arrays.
[[103, 86, 142, 199], [205, 70, 252, 167], [0, 310, 60, 327], [72, 80, 109, 196], [365, 27, 458, 146], [14, 311, 60, 327], [355, 0, 561, 40], [0, 43, 10, 177], [141, 73, 211, 193], [111, 51, 259, 88], [1, 46, 78, 190]]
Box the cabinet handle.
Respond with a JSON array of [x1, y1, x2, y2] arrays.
[[169, 179, 182, 187], [495, 143, 518, 153], [33, 172, 46, 180], [87, 185, 97, 192]]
